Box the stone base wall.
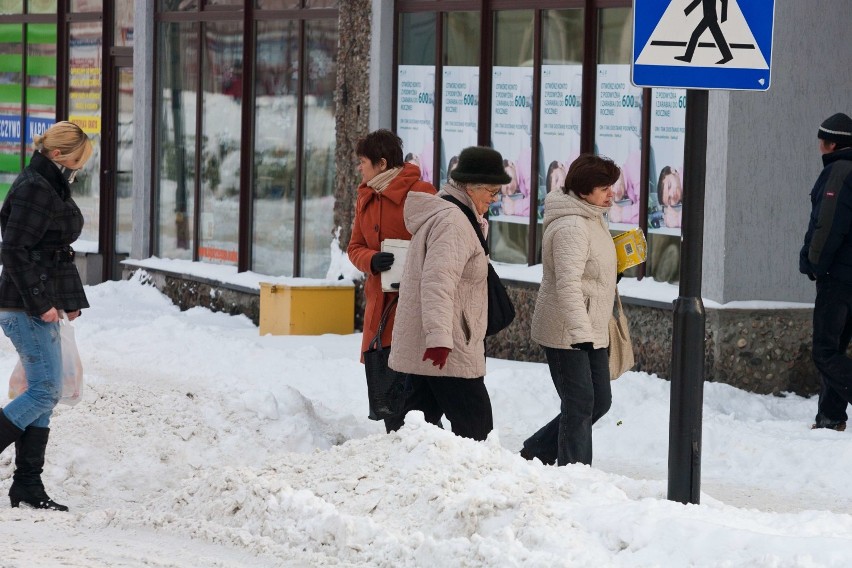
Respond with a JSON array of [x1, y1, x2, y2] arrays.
[[706, 308, 819, 395], [123, 267, 260, 324], [124, 267, 827, 397], [490, 280, 823, 396]]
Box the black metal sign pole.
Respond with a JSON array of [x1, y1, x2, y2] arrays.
[[667, 89, 708, 505]]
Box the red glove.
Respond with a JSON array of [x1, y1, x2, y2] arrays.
[[423, 347, 451, 370]]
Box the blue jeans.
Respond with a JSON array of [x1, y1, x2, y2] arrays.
[[523, 346, 611, 466], [0, 311, 62, 429]]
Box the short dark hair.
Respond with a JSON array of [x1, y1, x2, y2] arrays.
[[564, 154, 620, 197], [355, 129, 404, 168]]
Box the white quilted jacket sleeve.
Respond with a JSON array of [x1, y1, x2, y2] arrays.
[[420, 221, 471, 349], [550, 222, 594, 343]]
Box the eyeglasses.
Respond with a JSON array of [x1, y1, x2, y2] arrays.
[[473, 184, 502, 196]]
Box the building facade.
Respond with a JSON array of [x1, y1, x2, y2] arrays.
[[1, 0, 849, 393]]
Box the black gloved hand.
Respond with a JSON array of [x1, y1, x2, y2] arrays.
[[571, 342, 594, 351], [371, 252, 394, 273]]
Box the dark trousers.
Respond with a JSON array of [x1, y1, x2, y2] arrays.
[[387, 374, 493, 441], [813, 277, 852, 426], [382, 375, 445, 433], [523, 346, 611, 466]]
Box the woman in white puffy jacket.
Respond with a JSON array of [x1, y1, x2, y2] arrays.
[[521, 154, 620, 466]]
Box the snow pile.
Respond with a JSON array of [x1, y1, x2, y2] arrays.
[[1, 275, 851, 567]]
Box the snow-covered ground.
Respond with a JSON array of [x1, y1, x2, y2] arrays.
[[1, 273, 850, 567]]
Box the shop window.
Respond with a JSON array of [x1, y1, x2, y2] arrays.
[[114, 67, 134, 255], [299, 18, 337, 277], [439, 11, 479, 187], [26, 24, 57, 141], [396, 12, 436, 186], [0, 22, 60, 200], [645, 87, 685, 283], [538, 8, 584, 253], [252, 19, 299, 276], [489, 10, 534, 265], [156, 21, 198, 260], [393, 2, 678, 277], [594, 6, 683, 283], [198, 19, 242, 266], [68, 20, 102, 245], [0, 23, 23, 199], [594, 7, 644, 278], [157, 3, 338, 275], [595, 7, 641, 230]]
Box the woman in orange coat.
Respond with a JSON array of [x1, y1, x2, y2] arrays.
[[347, 129, 436, 431]]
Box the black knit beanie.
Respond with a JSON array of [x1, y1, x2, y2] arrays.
[[818, 113, 852, 147], [450, 146, 512, 185]]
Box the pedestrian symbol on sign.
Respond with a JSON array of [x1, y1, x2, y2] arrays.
[[674, 0, 732, 64], [632, 0, 774, 90], [636, 0, 767, 70]]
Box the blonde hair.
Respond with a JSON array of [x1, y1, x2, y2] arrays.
[[34, 121, 93, 165]]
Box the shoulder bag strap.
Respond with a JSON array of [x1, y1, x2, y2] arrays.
[[614, 287, 625, 317], [368, 295, 399, 352], [440, 194, 489, 255]]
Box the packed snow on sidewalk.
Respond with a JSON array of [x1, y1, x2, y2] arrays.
[[1, 273, 851, 567]]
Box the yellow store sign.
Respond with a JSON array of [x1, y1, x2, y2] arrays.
[[69, 115, 101, 135]]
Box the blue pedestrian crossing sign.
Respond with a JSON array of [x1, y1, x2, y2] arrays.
[[633, 0, 775, 91]]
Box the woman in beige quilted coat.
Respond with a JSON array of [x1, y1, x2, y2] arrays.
[[521, 154, 620, 466], [389, 146, 510, 441]]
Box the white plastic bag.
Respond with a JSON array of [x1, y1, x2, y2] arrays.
[[7, 314, 84, 406]]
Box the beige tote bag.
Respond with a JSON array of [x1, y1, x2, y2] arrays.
[[608, 290, 635, 380]]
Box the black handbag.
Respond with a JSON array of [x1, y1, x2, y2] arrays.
[[442, 195, 516, 336], [485, 263, 515, 336], [363, 296, 407, 420]]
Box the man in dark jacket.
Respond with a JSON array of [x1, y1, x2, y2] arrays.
[[799, 112, 852, 431]]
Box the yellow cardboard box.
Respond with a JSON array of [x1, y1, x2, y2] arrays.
[[612, 228, 648, 273], [259, 283, 354, 335]]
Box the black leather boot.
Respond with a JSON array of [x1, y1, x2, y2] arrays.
[[9, 426, 68, 511], [0, 408, 24, 454]]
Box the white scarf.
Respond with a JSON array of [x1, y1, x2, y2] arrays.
[[367, 167, 402, 193]]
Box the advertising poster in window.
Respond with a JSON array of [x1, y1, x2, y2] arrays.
[[490, 66, 533, 223], [68, 35, 102, 135], [594, 64, 643, 230], [539, 64, 583, 221], [649, 88, 686, 235], [440, 66, 479, 187], [396, 65, 435, 184]]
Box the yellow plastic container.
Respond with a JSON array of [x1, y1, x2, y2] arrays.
[[259, 283, 355, 335], [612, 228, 648, 273]]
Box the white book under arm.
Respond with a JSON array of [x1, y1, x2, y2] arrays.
[[380, 238, 409, 292]]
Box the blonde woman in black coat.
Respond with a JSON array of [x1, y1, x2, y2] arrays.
[[0, 121, 92, 511]]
